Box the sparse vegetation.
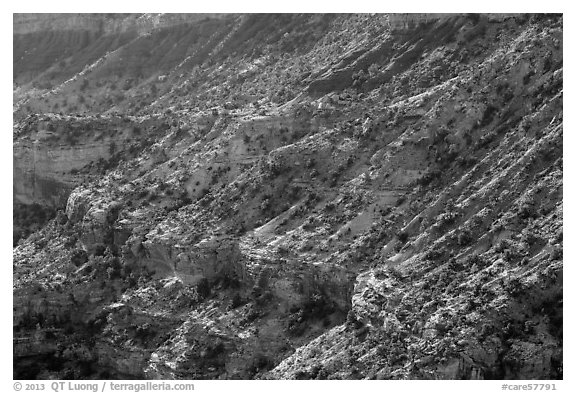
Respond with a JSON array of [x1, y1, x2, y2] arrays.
[[12, 13, 563, 381]]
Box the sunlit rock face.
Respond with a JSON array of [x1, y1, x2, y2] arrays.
[[13, 13, 562, 380], [13, 138, 109, 206]]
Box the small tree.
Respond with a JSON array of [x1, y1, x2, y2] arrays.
[[196, 278, 211, 299]]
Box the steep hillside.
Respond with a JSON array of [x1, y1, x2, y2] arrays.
[[13, 13, 562, 380]]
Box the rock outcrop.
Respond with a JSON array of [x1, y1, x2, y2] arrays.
[[13, 13, 562, 380]]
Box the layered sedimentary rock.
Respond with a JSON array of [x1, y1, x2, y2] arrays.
[[13, 13, 562, 380], [13, 139, 109, 206], [13, 13, 228, 36]]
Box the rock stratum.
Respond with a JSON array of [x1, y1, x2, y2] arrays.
[[13, 13, 562, 380]]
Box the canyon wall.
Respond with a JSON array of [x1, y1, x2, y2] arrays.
[[13, 13, 563, 380], [13, 13, 229, 36]]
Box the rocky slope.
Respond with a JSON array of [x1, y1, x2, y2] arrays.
[[13, 13, 562, 380]]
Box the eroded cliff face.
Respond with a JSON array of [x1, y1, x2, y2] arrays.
[[13, 13, 562, 380], [13, 114, 167, 207], [13, 139, 105, 206], [13, 13, 228, 36]]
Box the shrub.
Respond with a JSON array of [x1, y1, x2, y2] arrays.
[[396, 195, 406, 206], [523, 70, 535, 85], [324, 201, 336, 211], [303, 292, 334, 318], [503, 277, 523, 297], [518, 201, 537, 219], [368, 63, 380, 78], [229, 293, 245, 309], [457, 229, 473, 246], [249, 353, 274, 374], [196, 278, 211, 299], [388, 266, 404, 281], [502, 245, 521, 264], [478, 105, 498, 128], [93, 243, 106, 257], [397, 231, 409, 243], [418, 169, 441, 187], [436, 210, 459, 230], [277, 245, 289, 256], [549, 246, 562, 261], [520, 229, 539, 246], [457, 155, 477, 168], [425, 245, 446, 261], [135, 323, 153, 340], [346, 310, 363, 329], [105, 256, 122, 279], [70, 249, 88, 267], [475, 131, 497, 149], [464, 253, 484, 267]]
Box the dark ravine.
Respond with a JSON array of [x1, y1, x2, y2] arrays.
[[13, 13, 562, 380]]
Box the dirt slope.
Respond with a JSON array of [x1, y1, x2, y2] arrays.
[[13, 13, 562, 380]]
